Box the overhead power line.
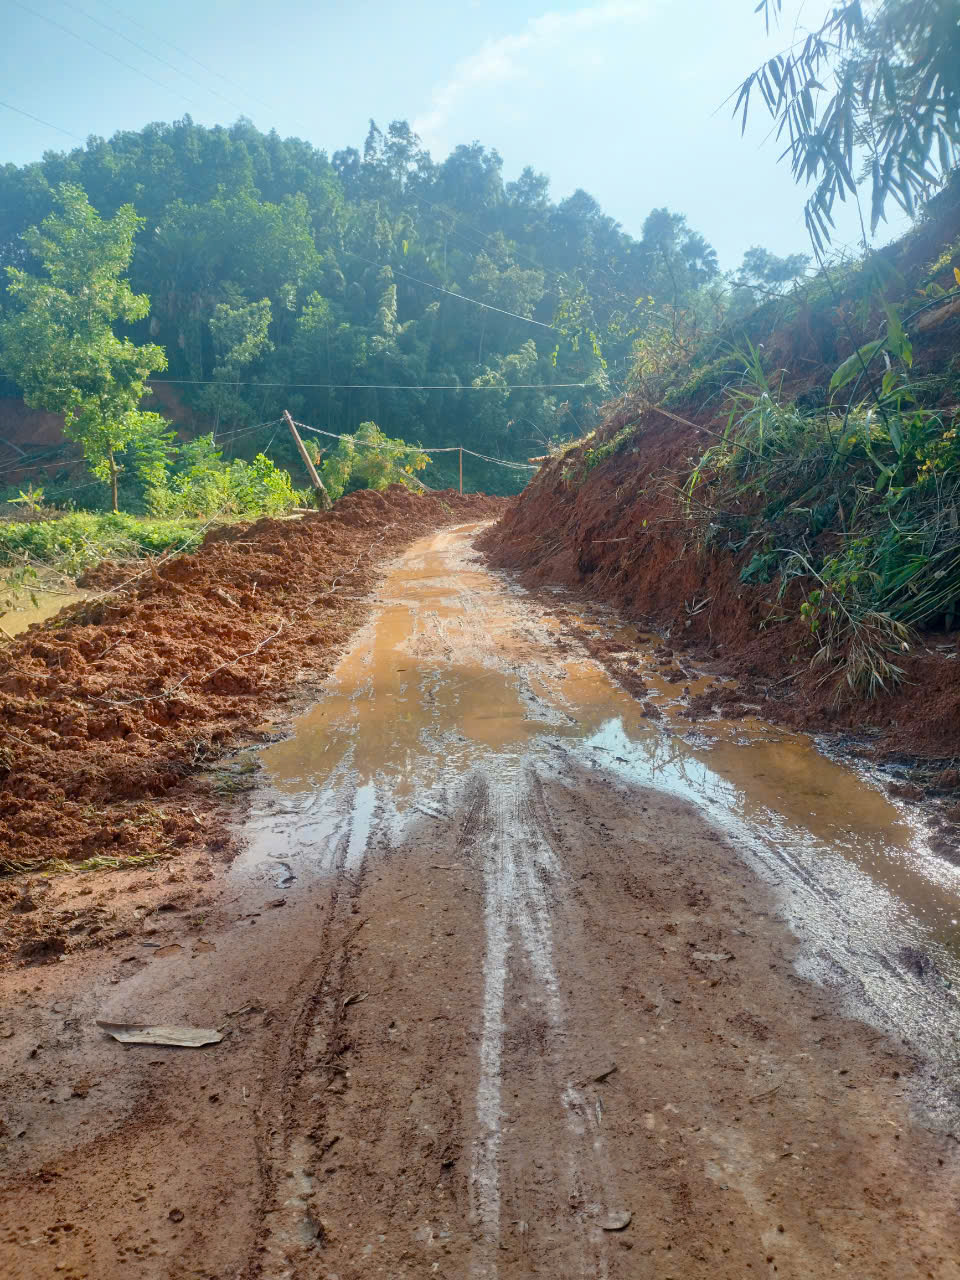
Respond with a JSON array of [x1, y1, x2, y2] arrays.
[[293, 421, 538, 471], [351, 253, 559, 330], [12, 0, 209, 110], [59, 0, 248, 115], [413, 193, 564, 288], [93, 0, 283, 117], [0, 99, 84, 141], [147, 379, 586, 390]]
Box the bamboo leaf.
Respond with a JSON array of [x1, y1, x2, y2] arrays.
[[829, 339, 884, 392]]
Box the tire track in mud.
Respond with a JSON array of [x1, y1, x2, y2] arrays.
[[249, 763, 628, 1279], [233, 524, 960, 1279], [468, 764, 628, 1279], [250, 799, 382, 1277]]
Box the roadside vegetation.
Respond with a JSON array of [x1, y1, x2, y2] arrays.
[[682, 318, 960, 696], [544, 0, 960, 702], [545, 204, 960, 702]]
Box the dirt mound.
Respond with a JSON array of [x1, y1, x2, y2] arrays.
[[480, 413, 960, 764], [0, 486, 505, 876]]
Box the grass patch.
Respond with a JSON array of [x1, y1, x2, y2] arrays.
[[562, 424, 637, 487], [0, 847, 175, 877], [0, 511, 207, 575]]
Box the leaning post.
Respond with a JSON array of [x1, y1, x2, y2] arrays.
[[284, 410, 332, 510]]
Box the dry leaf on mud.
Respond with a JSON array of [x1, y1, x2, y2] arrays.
[[96, 1020, 223, 1047], [600, 1211, 632, 1231], [342, 991, 369, 1009]]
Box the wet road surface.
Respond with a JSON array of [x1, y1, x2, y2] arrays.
[[2, 523, 959, 1279]]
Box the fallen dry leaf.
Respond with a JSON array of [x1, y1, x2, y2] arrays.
[[96, 1020, 223, 1047]]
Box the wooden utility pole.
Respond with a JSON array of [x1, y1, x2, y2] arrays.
[[284, 411, 331, 510], [459, 447, 463, 496]]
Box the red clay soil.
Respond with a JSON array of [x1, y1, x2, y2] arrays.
[[480, 405, 960, 766], [0, 486, 505, 883]]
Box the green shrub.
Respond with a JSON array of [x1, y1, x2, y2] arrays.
[[146, 434, 305, 519], [684, 340, 960, 697]]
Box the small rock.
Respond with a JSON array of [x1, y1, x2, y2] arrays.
[[600, 1211, 632, 1231]]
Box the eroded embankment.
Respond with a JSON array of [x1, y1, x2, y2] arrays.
[[0, 485, 505, 884], [480, 414, 960, 768]]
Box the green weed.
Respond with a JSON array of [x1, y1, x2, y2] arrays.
[[684, 337, 960, 698]]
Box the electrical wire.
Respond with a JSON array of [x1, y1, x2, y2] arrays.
[[0, 99, 84, 142], [293, 421, 538, 470], [92, 0, 284, 117], [11, 0, 210, 109], [407, 192, 651, 319], [351, 253, 559, 330], [148, 379, 585, 390], [59, 0, 249, 114]]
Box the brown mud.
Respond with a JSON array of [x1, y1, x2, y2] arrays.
[[1, 524, 958, 1280], [0, 486, 504, 947]]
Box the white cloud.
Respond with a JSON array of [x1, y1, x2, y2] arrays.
[[413, 1, 652, 146]]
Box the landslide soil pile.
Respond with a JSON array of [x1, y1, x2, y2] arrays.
[[481, 211, 960, 766], [0, 486, 504, 874]]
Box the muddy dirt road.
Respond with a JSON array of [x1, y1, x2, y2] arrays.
[[2, 523, 959, 1279]]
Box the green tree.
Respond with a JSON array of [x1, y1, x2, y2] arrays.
[[735, 246, 810, 293], [735, 0, 960, 250], [210, 296, 274, 376], [0, 183, 168, 511], [0, 118, 734, 469]]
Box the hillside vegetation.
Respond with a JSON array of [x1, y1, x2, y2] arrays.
[[0, 117, 758, 499], [483, 176, 960, 752]]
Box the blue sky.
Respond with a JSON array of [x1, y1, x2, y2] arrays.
[[2, 0, 908, 269]]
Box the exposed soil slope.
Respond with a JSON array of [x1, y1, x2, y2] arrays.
[[481, 403, 960, 768], [481, 411, 960, 759], [0, 486, 505, 878], [483, 193, 960, 766]]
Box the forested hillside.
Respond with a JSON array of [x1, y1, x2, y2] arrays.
[[0, 116, 784, 493]]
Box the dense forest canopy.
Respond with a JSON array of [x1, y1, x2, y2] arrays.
[[0, 116, 804, 491]]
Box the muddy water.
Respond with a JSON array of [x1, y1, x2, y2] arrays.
[[243, 524, 960, 1062], [0, 586, 86, 635]]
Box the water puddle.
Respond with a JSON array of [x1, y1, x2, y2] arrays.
[[241, 525, 960, 1061], [0, 586, 87, 635]]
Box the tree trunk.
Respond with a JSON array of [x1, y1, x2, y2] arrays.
[[109, 452, 119, 513]]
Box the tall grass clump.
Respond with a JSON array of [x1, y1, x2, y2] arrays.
[[685, 338, 960, 699]]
